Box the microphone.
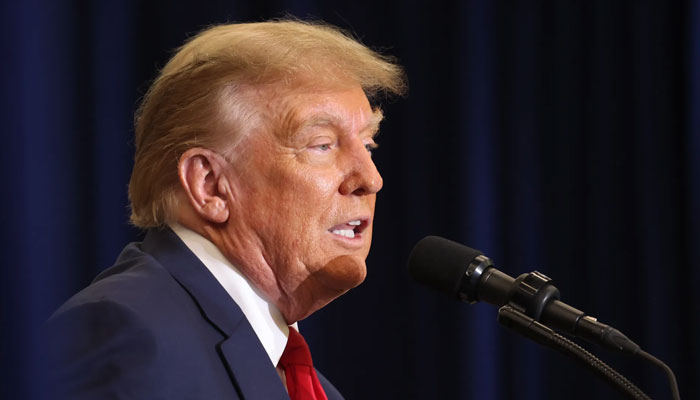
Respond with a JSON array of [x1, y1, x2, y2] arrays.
[[407, 235, 640, 355]]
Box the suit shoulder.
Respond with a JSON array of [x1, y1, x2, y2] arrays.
[[57, 242, 182, 314], [44, 243, 223, 399], [49, 241, 207, 347], [45, 297, 165, 399]]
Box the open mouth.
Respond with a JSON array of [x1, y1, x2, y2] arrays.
[[328, 219, 369, 239]]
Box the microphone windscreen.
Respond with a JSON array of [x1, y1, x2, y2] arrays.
[[407, 236, 484, 299]]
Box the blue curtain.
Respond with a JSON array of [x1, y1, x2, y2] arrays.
[[2, 1, 698, 399]]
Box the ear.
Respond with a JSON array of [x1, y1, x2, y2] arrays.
[[177, 148, 232, 224]]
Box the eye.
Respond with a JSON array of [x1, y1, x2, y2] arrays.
[[313, 143, 333, 152], [365, 142, 378, 155]]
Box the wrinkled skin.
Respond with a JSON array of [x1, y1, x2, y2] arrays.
[[177, 83, 383, 323]]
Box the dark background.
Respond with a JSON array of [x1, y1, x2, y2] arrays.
[[2, 1, 698, 399]]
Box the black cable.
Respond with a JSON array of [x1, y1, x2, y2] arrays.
[[636, 349, 681, 400], [549, 332, 650, 399], [498, 306, 651, 400]]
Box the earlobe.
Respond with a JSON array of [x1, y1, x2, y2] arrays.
[[178, 148, 231, 224]]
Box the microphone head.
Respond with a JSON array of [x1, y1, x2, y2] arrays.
[[407, 236, 484, 299]]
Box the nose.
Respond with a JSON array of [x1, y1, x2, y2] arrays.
[[338, 141, 383, 196]]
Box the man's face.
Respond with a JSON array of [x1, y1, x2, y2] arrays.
[[219, 84, 383, 320]]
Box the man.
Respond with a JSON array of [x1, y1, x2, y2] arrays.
[[46, 20, 405, 399]]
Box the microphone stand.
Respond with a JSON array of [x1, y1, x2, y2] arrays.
[[497, 305, 651, 400]]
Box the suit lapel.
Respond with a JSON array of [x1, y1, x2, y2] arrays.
[[317, 369, 345, 400], [220, 326, 290, 399], [142, 228, 289, 399]]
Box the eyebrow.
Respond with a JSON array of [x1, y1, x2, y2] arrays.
[[364, 109, 385, 138], [291, 108, 385, 140]]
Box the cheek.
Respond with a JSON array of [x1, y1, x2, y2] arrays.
[[277, 167, 340, 215], [255, 168, 341, 250], [292, 161, 339, 192]]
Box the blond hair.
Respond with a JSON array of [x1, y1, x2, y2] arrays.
[[128, 19, 406, 228]]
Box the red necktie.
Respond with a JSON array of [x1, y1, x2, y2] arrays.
[[278, 327, 328, 400]]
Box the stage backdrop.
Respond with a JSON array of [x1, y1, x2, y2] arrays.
[[2, 1, 698, 399]]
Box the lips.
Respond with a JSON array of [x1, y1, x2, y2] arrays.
[[328, 218, 369, 239]]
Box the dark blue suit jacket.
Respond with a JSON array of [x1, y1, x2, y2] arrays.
[[46, 228, 343, 400]]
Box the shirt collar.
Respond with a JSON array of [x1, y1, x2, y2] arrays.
[[169, 223, 297, 366]]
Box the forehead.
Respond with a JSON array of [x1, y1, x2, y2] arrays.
[[267, 85, 382, 140]]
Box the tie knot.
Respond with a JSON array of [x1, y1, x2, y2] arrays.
[[279, 327, 314, 368]]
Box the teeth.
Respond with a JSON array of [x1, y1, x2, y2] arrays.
[[332, 229, 355, 238], [348, 220, 361, 226]]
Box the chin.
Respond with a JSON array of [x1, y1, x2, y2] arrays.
[[284, 255, 368, 323], [320, 254, 367, 290]]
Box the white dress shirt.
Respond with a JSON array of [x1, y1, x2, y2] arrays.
[[169, 223, 297, 367]]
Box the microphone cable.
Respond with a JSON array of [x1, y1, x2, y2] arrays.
[[636, 349, 680, 400], [498, 305, 651, 400]]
